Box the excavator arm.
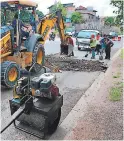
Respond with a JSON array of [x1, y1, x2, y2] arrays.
[[36, 10, 73, 72], [37, 10, 67, 45]]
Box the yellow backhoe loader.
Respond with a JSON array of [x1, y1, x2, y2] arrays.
[[0, 0, 73, 88]]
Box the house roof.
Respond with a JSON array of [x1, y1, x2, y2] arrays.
[[75, 5, 97, 12], [93, 10, 97, 12], [75, 6, 86, 10], [48, 3, 74, 9], [63, 3, 74, 7], [83, 13, 95, 16]]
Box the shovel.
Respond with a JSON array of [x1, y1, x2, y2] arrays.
[[85, 53, 88, 57], [85, 49, 91, 57]]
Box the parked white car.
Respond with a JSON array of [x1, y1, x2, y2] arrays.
[[76, 30, 100, 50], [65, 27, 75, 36]]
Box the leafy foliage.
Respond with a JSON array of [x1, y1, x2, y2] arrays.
[[1, 9, 16, 25], [51, 2, 67, 20], [20, 10, 30, 22], [1, 8, 44, 25], [110, 0, 123, 25], [71, 12, 83, 24], [104, 17, 115, 26], [36, 10, 44, 19]]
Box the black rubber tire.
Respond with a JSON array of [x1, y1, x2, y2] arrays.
[[78, 48, 81, 50], [1, 61, 20, 88], [32, 42, 45, 73], [48, 108, 61, 134]]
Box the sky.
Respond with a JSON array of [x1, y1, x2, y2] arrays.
[[33, 0, 117, 17]]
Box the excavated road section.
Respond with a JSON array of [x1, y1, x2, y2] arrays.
[[45, 55, 107, 72]]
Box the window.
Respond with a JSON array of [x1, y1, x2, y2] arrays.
[[66, 18, 71, 23], [77, 30, 98, 39]]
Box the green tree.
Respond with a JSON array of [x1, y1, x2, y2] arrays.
[[36, 10, 44, 18], [1, 9, 44, 25], [20, 10, 30, 22], [104, 17, 115, 26], [51, 2, 67, 19], [1, 9, 16, 25], [71, 12, 83, 24], [110, 0, 123, 25]]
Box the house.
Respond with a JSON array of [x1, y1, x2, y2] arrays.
[[75, 6, 101, 31], [75, 6, 100, 23], [48, 3, 75, 27]]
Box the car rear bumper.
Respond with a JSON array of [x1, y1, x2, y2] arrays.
[[77, 43, 90, 49], [78, 45, 91, 51]]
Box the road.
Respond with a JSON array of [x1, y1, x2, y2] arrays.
[[1, 37, 123, 140], [45, 38, 122, 59]]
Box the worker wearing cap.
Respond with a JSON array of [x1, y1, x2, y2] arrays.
[[90, 34, 97, 59]]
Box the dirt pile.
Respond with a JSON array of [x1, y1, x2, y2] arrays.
[[45, 56, 107, 72]]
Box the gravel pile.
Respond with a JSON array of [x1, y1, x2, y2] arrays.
[[45, 56, 107, 72]]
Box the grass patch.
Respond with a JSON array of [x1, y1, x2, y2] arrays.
[[120, 48, 124, 59], [118, 64, 121, 67], [109, 87, 122, 101], [116, 82, 124, 88], [113, 72, 120, 78]]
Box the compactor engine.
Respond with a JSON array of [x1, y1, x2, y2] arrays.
[[14, 73, 59, 100]]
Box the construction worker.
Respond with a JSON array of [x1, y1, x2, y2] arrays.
[[67, 37, 74, 57], [105, 38, 114, 60], [12, 13, 29, 38], [100, 34, 108, 55], [96, 33, 101, 55], [30, 11, 36, 33], [90, 34, 97, 59], [96, 33, 100, 40]]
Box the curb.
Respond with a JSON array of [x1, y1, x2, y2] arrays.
[[49, 48, 122, 140]]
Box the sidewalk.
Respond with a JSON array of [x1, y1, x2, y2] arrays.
[[64, 49, 123, 140], [49, 49, 123, 140]]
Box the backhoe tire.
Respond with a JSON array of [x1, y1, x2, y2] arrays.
[[1, 61, 20, 88], [32, 42, 45, 73]]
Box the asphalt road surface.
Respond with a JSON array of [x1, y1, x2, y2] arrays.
[[45, 37, 122, 58], [1, 37, 123, 140]]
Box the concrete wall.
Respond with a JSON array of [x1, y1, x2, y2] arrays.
[[75, 24, 121, 34], [81, 14, 99, 22], [76, 9, 96, 16], [75, 23, 100, 32]]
